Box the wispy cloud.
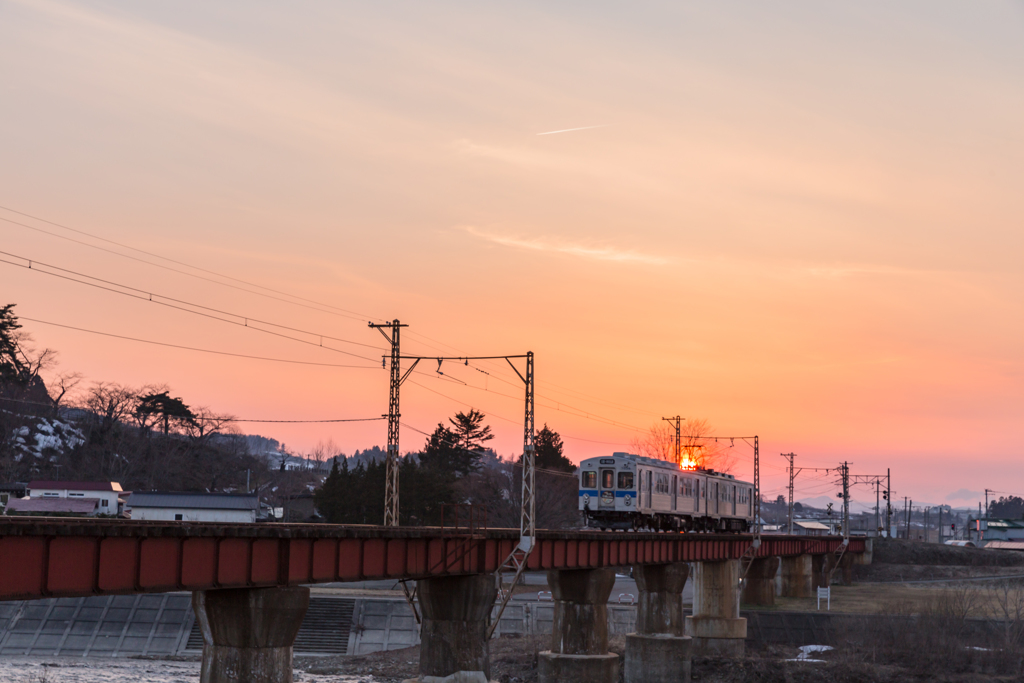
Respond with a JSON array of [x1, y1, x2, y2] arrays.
[[537, 124, 610, 136], [464, 226, 669, 264]]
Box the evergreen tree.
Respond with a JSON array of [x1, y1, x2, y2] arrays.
[[418, 423, 465, 475], [0, 304, 28, 385], [534, 424, 574, 472], [445, 409, 493, 475]]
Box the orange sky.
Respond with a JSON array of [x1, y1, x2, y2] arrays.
[[2, 0, 1023, 509]]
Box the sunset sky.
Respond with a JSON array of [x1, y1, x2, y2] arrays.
[[2, 0, 1022, 510]]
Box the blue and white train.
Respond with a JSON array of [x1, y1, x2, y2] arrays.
[[578, 452, 754, 532]]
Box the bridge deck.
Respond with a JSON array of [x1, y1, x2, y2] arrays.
[[0, 518, 862, 601]]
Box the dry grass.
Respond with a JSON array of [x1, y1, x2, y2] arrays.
[[766, 579, 1024, 619]]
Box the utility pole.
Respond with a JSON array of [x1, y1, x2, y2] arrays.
[[782, 453, 797, 534], [838, 462, 850, 543], [886, 468, 891, 536], [368, 320, 412, 526], [488, 351, 537, 639], [875, 479, 880, 535], [662, 416, 683, 466], [903, 497, 908, 539], [985, 489, 993, 519]]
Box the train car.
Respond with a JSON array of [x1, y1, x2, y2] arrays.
[[578, 452, 754, 532]]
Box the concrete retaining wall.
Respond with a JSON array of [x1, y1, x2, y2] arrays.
[[8, 595, 1008, 658]]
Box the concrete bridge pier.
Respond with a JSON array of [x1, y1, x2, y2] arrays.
[[685, 559, 746, 657], [416, 574, 497, 683], [624, 562, 692, 683], [812, 554, 830, 589], [538, 567, 620, 683], [192, 586, 309, 683], [779, 554, 813, 598], [741, 557, 780, 606]]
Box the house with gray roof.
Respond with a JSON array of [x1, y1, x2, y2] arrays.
[[127, 492, 259, 523]]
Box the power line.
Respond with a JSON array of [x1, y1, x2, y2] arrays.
[[0, 205, 379, 323], [0, 395, 385, 424], [19, 316, 382, 368], [398, 421, 577, 479], [404, 363, 648, 434], [0, 251, 383, 362]]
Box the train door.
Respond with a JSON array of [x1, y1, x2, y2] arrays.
[[672, 475, 678, 511], [599, 468, 615, 511], [731, 484, 736, 516], [713, 481, 719, 515], [646, 471, 653, 508], [694, 479, 700, 512]]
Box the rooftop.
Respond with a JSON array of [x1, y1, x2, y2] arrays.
[[127, 492, 259, 511], [6, 497, 98, 514], [28, 481, 123, 492]]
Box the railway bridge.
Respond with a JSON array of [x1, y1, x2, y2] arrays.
[[0, 518, 867, 683]]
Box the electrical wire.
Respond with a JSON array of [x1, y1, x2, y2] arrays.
[[398, 421, 578, 478], [0, 205, 380, 323], [0, 395, 385, 424], [19, 316, 381, 368], [0, 251, 384, 362]]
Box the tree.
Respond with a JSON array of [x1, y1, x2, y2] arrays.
[[534, 424, 574, 472], [448, 409, 493, 473], [631, 418, 735, 472], [775, 495, 786, 506], [420, 411, 495, 478], [990, 496, 1024, 519], [0, 304, 28, 385], [316, 457, 352, 523], [135, 391, 196, 435]]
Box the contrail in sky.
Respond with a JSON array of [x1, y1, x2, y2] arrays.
[[536, 124, 611, 136]]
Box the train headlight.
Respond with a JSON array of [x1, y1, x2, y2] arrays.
[[624, 495, 632, 506], [583, 494, 590, 505]]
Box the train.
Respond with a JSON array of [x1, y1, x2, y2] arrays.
[[578, 452, 754, 532]]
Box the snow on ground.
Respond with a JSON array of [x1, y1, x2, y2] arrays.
[[0, 658, 377, 683]]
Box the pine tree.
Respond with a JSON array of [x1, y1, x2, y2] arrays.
[[534, 424, 574, 472]]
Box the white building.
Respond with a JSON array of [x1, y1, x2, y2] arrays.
[[26, 480, 123, 516], [127, 492, 259, 523]]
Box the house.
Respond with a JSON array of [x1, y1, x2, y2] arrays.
[[5, 497, 98, 517], [0, 482, 27, 512], [26, 480, 123, 516], [981, 519, 1024, 542], [792, 519, 833, 536], [127, 492, 259, 523]]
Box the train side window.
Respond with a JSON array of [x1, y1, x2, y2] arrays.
[[601, 470, 614, 489], [617, 472, 634, 489], [582, 471, 596, 488]]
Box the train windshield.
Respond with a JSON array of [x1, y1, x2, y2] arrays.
[[617, 472, 634, 489], [601, 470, 614, 489], [582, 471, 596, 488]]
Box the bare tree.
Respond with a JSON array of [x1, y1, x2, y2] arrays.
[[631, 418, 736, 472], [475, 458, 580, 530], [307, 439, 341, 473], [989, 580, 1024, 649], [48, 371, 84, 415]]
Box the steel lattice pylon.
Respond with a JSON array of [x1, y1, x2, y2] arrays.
[[488, 351, 535, 639], [369, 319, 412, 527]]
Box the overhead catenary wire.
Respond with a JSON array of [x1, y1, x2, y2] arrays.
[[0, 251, 384, 362], [0, 395, 386, 424], [0, 205, 380, 323], [19, 316, 382, 369], [398, 421, 578, 479]]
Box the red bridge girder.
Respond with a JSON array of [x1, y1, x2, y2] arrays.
[[0, 518, 863, 601]]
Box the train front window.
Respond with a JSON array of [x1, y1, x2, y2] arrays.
[[582, 471, 596, 488], [618, 472, 633, 489], [601, 470, 614, 489]]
